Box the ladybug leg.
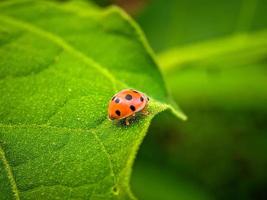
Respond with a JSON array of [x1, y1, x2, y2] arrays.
[[141, 107, 149, 116], [125, 117, 130, 126]]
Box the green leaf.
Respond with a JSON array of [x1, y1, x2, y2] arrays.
[[0, 1, 185, 199]]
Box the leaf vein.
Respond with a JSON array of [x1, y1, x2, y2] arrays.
[[91, 130, 116, 182], [0, 48, 63, 80], [0, 145, 20, 200], [0, 123, 116, 188], [20, 175, 106, 194], [0, 14, 124, 91]]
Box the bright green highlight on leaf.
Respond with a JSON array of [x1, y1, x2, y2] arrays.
[[158, 30, 267, 71], [0, 0, 185, 199], [156, 28, 267, 110]]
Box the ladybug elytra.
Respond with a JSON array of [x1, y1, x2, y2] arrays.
[[108, 89, 149, 125]]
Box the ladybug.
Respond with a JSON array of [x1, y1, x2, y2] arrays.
[[108, 89, 150, 125]]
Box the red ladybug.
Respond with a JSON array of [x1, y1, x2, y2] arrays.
[[108, 89, 149, 125]]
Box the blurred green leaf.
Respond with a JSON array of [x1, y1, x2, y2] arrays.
[[136, 0, 267, 52], [156, 30, 267, 110], [134, 1, 267, 199], [0, 1, 185, 199], [137, 109, 267, 199], [131, 161, 213, 200], [135, 0, 267, 110], [158, 30, 267, 71]]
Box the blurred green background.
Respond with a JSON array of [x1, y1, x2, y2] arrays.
[[92, 0, 267, 199], [80, 0, 267, 199]]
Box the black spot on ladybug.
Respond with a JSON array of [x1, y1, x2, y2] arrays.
[[140, 97, 144, 102], [125, 94, 132, 100], [111, 96, 115, 101], [130, 105, 136, 111], [115, 98, 120, 103], [132, 90, 138, 93], [115, 110, 121, 116]]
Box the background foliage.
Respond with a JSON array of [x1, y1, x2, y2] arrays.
[[126, 0, 267, 199]]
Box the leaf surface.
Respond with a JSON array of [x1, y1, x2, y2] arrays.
[[0, 1, 185, 199]]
